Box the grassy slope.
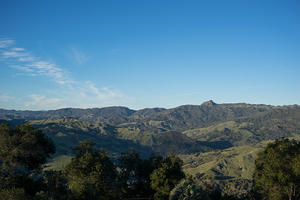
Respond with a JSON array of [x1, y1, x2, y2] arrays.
[[29, 118, 153, 158], [180, 135, 300, 197], [1, 104, 299, 196], [183, 106, 300, 147], [180, 142, 267, 180]]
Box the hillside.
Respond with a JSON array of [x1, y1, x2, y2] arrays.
[[1, 102, 299, 155], [183, 105, 300, 147], [0, 101, 276, 128], [1, 101, 300, 195]]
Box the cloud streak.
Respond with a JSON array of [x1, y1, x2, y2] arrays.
[[0, 39, 71, 85], [0, 39, 14, 48], [25, 94, 63, 110], [0, 38, 128, 110], [70, 47, 87, 64]]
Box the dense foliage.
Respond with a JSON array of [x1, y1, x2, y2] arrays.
[[0, 124, 55, 170], [0, 124, 55, 198], [253, 138, 300, 200], [65, 140, 117, 200], [0, 102, 300, 199], [150, 153, 185, 200], [0, 125, 187, 199]]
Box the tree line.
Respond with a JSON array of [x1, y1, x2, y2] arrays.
[[0, 124, 299, 200]]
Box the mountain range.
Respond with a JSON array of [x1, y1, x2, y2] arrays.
[[1, 100, 299, 196]]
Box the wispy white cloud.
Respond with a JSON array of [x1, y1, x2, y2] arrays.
[[26, 61, 73, 85], [0, 39, 72, 85], [18, 56, 35, 62], [0, 37, 130, 110], [10, 65, 35, 73], [2, 50, 31, 59], [25, 94, 63, 110], [11, 47, 25, 51], [69, 47, 87, 64], [0, 38, 15, 48], [84, 81, 123, 100]]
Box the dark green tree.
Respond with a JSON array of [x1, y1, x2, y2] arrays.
[[150, 153, 185, 200], [65, 140, 117, 200], [118, 149, 163, 199], [0, 187, 29, 200], [0, 124, 55, 170], [0, 124, 55, 198], [253, 138, 300, 200], [35, 170, 73, 200]]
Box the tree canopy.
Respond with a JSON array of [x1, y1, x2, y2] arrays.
[[150, 152, 185, 200], [253, 138, 300, 200], [0, 124, 55, 198], [65, 140, 117, 200], [0, 123, 55, 171]]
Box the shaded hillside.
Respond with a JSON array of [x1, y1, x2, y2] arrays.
[[143, 102, 275, 131], [0, 106, 136, 122], [0, 101, 278, 130], [183, 105, 300, 146], [1, 102, 299, 156], [21, 118, 214, 157], [1, 102, 299, 197], [118, 130, 213, 155], [28, 118, 153, 157]]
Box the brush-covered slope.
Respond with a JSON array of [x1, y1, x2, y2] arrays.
[[183, 105, 300, 146], [0, 106, 135, 122], [1, 102, 299, 157], [28, 118, 212, 157], [0, 101, 279, 130], [28, 118, 153, 157], [180, 135, 300, 197], [179, 141, 267, 198], [141, 102, 274, 131], [1, 102, 300, 196]]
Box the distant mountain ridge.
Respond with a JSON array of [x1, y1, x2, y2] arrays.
[[1, 101, 299, 156], [1, 101, 299, 195], [0, 106, 136, 121], [0, 101, 289, 127]]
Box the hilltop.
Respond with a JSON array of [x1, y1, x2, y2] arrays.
[[1, 101, 299, 196]]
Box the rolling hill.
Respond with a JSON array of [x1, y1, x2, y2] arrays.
[[1, 101, 299, 195]]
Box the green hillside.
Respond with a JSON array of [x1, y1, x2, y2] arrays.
[[1, 102, 300, 196], [183, 105, 300, 146], [29, 118, 153, 157]]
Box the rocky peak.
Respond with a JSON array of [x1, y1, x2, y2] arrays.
[[201, 100, 217, 106]]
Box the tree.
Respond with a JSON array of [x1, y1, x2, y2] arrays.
[[118, 149, 162, 199], [0, 187, 29, 200], [169, 179, 211, 200], [253, 138, 300, 200], [35, 170, 73, 200], [0, 124, 55, 170], [150, 153, 185, 200], [65, 140, 117, 200], [0, 124, 55, 197]]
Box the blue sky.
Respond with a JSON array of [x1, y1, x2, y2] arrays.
[[0, 0, 299, 110]]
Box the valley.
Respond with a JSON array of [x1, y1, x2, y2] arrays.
[[1, 101, 299, 196]]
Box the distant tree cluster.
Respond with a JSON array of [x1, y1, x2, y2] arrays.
[[1, 124, 299, 200]]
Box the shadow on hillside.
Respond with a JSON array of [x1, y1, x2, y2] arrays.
[[48, 132, 154, 158], [197, 140, 233, 150]]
